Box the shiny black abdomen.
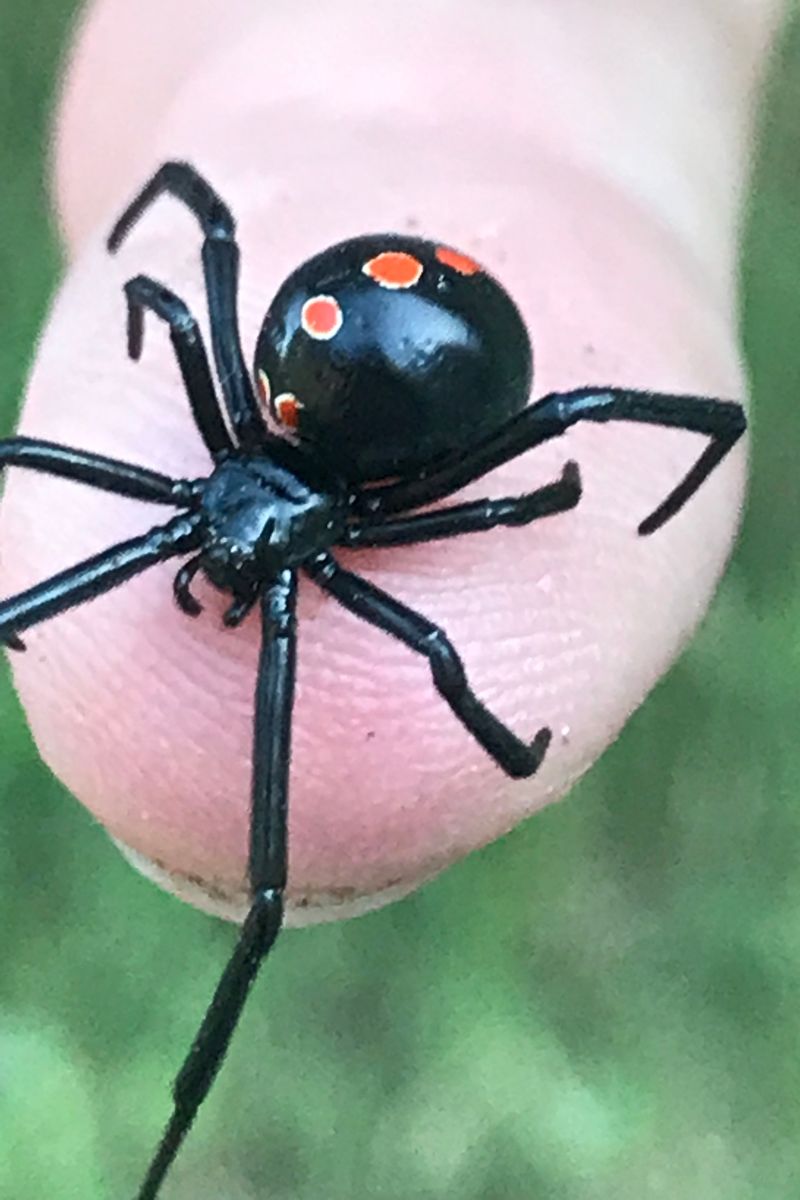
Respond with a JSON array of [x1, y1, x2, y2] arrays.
[[254, 234, 532, 484]]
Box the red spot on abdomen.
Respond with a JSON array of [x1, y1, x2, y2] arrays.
[[301, 295, 343, 340], [363, 251, 423, 290], [275, 392, 302, 429], [435, 245, 481, 276]]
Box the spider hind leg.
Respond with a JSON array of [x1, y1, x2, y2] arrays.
[[307, 552, 551, 779], [358, 387, 746, 535]]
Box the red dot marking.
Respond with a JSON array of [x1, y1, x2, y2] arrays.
[[363, 251, 423, 290], [435, 245, 481, 276], [274, 392, 302, 430], [301, 295, 343, 340]]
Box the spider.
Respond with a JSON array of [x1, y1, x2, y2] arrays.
[[0, 162, 746, 1198]]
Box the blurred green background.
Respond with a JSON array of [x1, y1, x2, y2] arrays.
[[1, 5, 799, 1199]]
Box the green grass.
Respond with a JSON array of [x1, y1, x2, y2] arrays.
[[2, 6, 800, 1198]]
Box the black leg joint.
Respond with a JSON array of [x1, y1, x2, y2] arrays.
[[425, 632, 468, 699], [107, 161, 236, 252], [307, 553, 552, 780], [122, 275, 235, 457], [247, 887, 285, 956], [171, 887, 284, 1113]]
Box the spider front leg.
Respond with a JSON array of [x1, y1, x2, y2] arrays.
[[359, 387, 746, 535], [0, 512, 204, 647], [109, 162, 263, 448], [136, 571, 297, 1200], [306, 553, 550, 778], [123, 275, 235, 456], [0, 436, 198, 506], [343, 460, 581, 548], [0, 438, 201, 646]]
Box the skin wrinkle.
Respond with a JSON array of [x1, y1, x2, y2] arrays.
[[0, 0, 759, 920]]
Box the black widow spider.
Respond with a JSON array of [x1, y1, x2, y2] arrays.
[[0, 162, 746, 1198]]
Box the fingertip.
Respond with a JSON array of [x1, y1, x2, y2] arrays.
[[8, 0, 751, 922]]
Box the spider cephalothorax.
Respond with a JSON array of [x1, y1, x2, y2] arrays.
[[0, 162, 746, 1198], [177, 441, 350, 622]]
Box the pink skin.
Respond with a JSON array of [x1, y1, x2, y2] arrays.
[[0, 1, 777, 922]]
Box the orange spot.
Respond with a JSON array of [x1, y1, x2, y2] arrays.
[[435, 245, 481, 276], [363, 251, 423, 290], [274, 392, 302, 430], [301, 295, 343, 340], [257, 369, 271, 407]]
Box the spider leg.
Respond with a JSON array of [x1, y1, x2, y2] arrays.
[[0, 436, 199, 506], [136, 571, 296, 1200], [357, 387, 746, 535], [222, 585, 259, 628], [342, 460, 581, 548], [0, 512, 204, 646], [173, 554, 204, 617], [306, 552, 549, 778], [108, 162, 263, 448], [124, 275, 235, 456]]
